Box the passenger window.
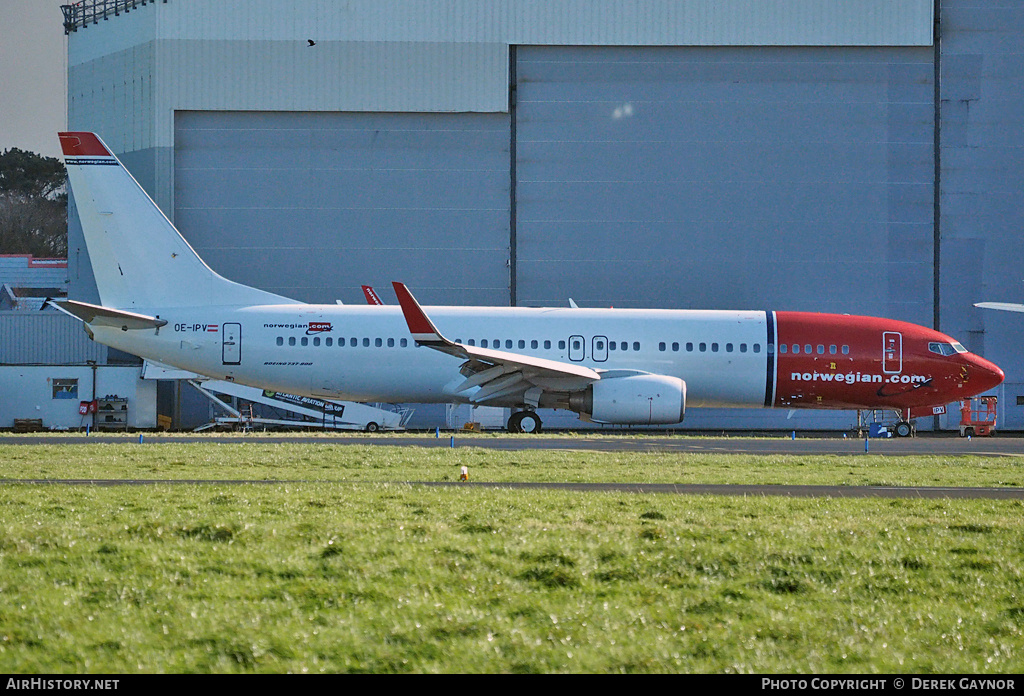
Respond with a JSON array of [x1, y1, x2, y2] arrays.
[[276, 337, 283, 346], [313, 337, 320, 346], [817, 345, 824, 355], [633, 342, 640, 351], [659, 342, 666, 351], [686, 342, 693, 352], [572, 339, 582, 350], [468, 339, 476, 346], [596, 340, 605, 351], [531, 340, 538, 349], [804, 344, 812, 354], [753, 344, 761, 353], [350, 338, 357, 347], [362, 338, 369, 347], [829, 345, 837, 354], [544, 340, 551, 349], [620, 342, 627, 351], [387, 338, 394, 347], [400, 338, 408, 347], [559, 340, 566, 350], [301, 337, 309, 346], [711, 343, 719, 352], [288, 337, 296, 346], [506, 340, 513, 349], [726, 343, 733, 352], [767, 343, 774, 355], [740, 343, 747, 353], [375, 338, 382, 347], [672, 342, 679, 351], [699, 342, 707, 352], [326, 337, 333, 346], [609, 341, 616, 351], [842, 345, 849, 355], [519, 340, 526, 349], [481, 340, 489, 348], [779, 344, 786, 354], [792, 344, 800, 354]]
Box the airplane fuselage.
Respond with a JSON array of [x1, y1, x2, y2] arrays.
[[89, 303, 999, 416]]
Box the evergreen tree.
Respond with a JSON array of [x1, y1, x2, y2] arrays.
[[0, 148, 68, 257]]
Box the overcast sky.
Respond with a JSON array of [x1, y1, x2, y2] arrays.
[[0, 0, 68, 159]]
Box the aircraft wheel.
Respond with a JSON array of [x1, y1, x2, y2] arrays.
[[365, 422, 380, 433], [894, 421, 913, 438], [507, 411, 542, 434], [964, 426, 975, 438], [507, 411, 525, 433], [518, 411, 542, 434]]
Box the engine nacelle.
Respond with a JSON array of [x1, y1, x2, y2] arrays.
[[569, 374, 686, 425]]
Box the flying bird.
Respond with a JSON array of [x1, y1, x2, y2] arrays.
[[307, 39, 316, 47]]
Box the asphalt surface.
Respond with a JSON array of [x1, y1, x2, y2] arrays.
[[5, 432, 1024, 457]]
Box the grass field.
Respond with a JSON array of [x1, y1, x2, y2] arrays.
[[1, 441, 1023, 673]]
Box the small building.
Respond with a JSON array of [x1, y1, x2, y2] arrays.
[[0, 255, 157, 431]]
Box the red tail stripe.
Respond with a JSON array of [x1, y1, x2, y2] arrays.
[[58, 132, 112, 157]]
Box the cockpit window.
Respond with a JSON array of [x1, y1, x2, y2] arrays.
[[929, 342, 964, 356]]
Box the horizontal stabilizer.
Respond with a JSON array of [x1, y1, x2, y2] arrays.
[[48, 299, 168, 331]]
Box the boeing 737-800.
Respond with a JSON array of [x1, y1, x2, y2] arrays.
[[54, 132, 1004, 434]]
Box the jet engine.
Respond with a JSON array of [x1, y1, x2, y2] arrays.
[[569, 374, 686, 425]]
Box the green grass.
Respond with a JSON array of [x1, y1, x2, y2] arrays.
[[1, 443, 1023, 673], [2, 442, 1024, 488]]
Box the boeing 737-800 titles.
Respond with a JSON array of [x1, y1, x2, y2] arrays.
[[54, 132, 1004, 434]]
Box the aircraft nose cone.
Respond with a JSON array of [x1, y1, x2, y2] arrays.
[[968, 354, 1004, 393]]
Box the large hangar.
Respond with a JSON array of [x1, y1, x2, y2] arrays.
[[61, 0, 1024, 430]]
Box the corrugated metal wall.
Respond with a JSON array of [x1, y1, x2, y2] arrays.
[[939, 0, 1024, 429], [515, 46, 935, 324], [0, 313, 107, 364], [173, 111, 511, 306]]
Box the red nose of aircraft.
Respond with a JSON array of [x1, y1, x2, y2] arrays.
[[966, 353, 1005, 395]]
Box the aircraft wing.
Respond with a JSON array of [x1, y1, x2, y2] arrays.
[[392, 282, 599, 405], [975, 302, 1024, 313]]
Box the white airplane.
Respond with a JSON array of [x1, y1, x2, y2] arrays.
[[54, 132, 1004, 434]]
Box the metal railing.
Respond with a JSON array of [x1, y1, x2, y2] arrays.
[[61, 0, 166, 35]]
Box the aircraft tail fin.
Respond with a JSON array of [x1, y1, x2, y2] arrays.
[[60, 132, 299, 310]]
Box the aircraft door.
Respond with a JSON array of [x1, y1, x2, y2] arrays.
[[882, 331, 901, 374], [569, 335, 585, 361], [592, 336, 608, 362], [222, 322, 241, 365]]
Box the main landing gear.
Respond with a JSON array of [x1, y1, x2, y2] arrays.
[[507, 410, 542, 434]]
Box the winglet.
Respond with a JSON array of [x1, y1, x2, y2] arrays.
[[392, 282, 449, 346], [362, 285, 384, 305]]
